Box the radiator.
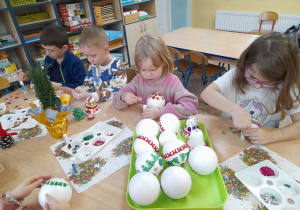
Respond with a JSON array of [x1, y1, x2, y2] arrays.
[[215, 10, 300, 33]]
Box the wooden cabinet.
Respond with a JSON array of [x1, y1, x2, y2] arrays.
[[122, 0, 158, 66]]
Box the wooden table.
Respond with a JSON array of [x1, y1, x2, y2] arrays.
[[161, 27, 259, 65], [0, 88, 299, 209]]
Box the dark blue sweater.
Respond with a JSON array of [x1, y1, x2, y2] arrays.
[[45, 51, 86, 89]]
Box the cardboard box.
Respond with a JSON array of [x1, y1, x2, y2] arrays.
[[59, 3, 84, 11], [109, 38, 123, 49], [124, 13, 139, 24]]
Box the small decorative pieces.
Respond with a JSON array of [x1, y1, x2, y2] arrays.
[[72, 107, 85, 121], [260, 166, 275, 177], [146, 92, 165, 108], [85, 96, 100, 115], [0, 123, 14, 149]]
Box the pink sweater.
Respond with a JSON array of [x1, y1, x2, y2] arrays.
[[113, 74, 198, 119]]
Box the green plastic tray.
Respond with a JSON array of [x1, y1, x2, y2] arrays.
[[126, 120, 228, 210]]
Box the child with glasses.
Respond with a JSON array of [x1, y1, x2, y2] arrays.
[[201, 32, 300, 145]]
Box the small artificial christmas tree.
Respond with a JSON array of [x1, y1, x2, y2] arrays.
[[26, 64, 56, 110]]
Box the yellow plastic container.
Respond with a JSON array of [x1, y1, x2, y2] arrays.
[[4, 63, 17, 73], [9, 0, 36, 7]]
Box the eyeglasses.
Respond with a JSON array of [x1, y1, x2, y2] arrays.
[[244, 68, 282, 88]]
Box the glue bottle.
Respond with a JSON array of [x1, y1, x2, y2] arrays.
[[70, 157, 80, 175]]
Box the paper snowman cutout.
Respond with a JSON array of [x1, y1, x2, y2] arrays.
[[162, 139, 189, 166], [147, 93, 165, 108], [38, 178, 72, 208], [85, 96, 100, 115], [128, 172, 160, 206], [135, 151, 163, 176], [188, 146, 218, 175], [181, 115, 199, 138], [158, 113, 180, 133], [134, 134, 159, 155], [186, 129, 206, 150], [160, 166, 192, 199]]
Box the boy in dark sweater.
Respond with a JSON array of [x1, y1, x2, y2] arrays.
[[17, 25, 85, 90]]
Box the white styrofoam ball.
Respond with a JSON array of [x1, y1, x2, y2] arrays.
[[186, 129, 206, 150], [134, 134, 159, 155], [135, 151, 163, 176], [160, 166, 192, 199], [38, 178, 72, 208], [158, 130, 177, 147], [162, 139, 189, 166], [136, 118, 159, 137], [158, 113, 180, 133], [181, 115, 199, 138], [188, 146, 218, 175], [129, 172, 160, 206], [147, 93, 166, 108]]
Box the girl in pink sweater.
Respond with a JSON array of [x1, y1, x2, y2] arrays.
[[113, 34, 198, 120]]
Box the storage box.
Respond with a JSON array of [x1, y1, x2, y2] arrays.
[[1, 63, 17, 73], [9, 0, 36, 7], [110, 53, 123, 62], [105, 30, 124, 42], [66, 21, 93, 32], [59, 9, 86, 17], [59, 3, 84, 11], [124, 13, 139, 24], [121, 0, 134, 5], [109, 38, 123, 49]]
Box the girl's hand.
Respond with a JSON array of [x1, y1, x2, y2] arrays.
[[243, 127, 274, 145], [61, 87, 74, 96], [51, 82, 63, 91], [0, 164, 4, 174], [142, 108, 161, 120], [10, 175, 52, 201], [72, 88, 91, 101], [231, 107, 251, 130], [121, 92, 141, 105], [43, 194, 71, 210]]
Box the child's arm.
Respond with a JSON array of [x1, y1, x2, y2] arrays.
[[61, 60, 86, 89], [243, 112, 300, 144], [200, 83, 251, 130]]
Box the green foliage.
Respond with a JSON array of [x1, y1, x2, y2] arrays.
[[72, 107, 85, 121], [26, 64, 56, 110]]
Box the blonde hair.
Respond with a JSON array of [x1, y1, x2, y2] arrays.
[[79, 25, 108, 48], [233, 32, 300, 113], [135, 34, 174, 77]]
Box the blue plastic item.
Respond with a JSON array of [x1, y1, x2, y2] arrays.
[[105, 30, 124, 42], [110, 53, 123, 62]]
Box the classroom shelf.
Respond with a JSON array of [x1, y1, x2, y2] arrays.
[[0, 43, 22, 52], [122, 0, 154, 7], [11, 1, 52, 10]]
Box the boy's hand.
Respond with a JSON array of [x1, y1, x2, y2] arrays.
[[72, 88, 91, 101], [121, 92, 141, 105], [43, 194, 71, 210], [61, 87, 74, 96], [142, 108, 161, 120], [9, 175, 52, 201], [17, 72, 29, 81], [51, 82, 63, 91]]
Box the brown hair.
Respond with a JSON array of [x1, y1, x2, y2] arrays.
[[233, 32, 300, 113], [40, 25, 68, 48], [135, 34, 174, 77], [79, 25, 108, 48]]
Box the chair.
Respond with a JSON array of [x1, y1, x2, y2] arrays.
[[0, 78, 10, 95], [126, 68, 138, 83], [248, 11, 278, 35], [167, 47, 198, 87], [184, 51, 227, 86]]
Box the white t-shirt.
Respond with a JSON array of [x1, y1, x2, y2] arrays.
[[214, 68, 300, 128]]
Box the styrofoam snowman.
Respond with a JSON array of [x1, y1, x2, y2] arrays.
[[188, 146, 218, 175], [147, 93, 165, 108], [135, 151, 163, 176], [186, 129, 206, 150], [181, 115, 199, 138], [128, 172, 160, 206], [158, 130, 177, 147], [158, 113, 180, 133], [85, 96, 100, 115], [134, 134, 159, 155], [136, 118, 159, 137], [160, 166, 192, 199], [38, 178, 72, 208], [162, 139, 189, 166]]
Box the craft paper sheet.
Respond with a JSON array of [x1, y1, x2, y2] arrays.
[[0, 107, 47, 142], [220, 145, 300, 210], [50, 117, 133, 194]]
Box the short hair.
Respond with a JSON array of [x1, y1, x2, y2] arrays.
[[40, 25, 68, 48], [234, 32, 300, 113], [79, 25, 108, 48], [135, 34, 174, 77]]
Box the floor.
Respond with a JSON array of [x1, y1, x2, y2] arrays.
[[172, 66, 292, 128]]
